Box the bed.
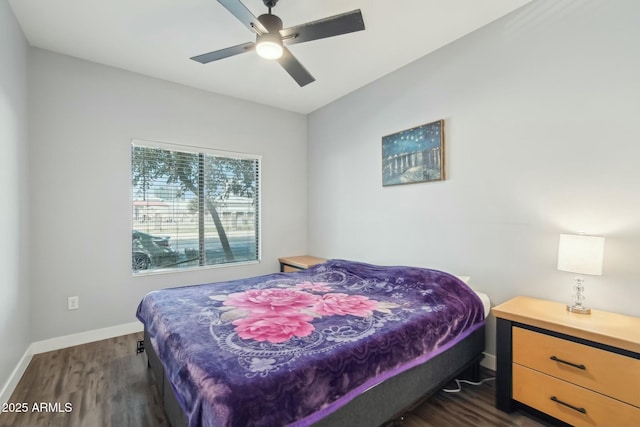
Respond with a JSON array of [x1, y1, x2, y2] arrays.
[[136, 259, 487, 427]]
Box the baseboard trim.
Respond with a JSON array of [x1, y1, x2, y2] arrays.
[[30, 322, 143, 354], [480, 352, 496, 371], [0, 322, 143, 407], [0, 344, 34, 407]]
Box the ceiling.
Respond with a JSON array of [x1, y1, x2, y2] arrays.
[[8, 0, 532, 114]]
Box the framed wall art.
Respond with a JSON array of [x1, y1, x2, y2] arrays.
[[382, 119, 445, 186]]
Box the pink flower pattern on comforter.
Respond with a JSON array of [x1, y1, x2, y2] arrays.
[[233, 312, 315, 343], [221, 287, 382, 343]]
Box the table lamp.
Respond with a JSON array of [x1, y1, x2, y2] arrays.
[[557, 233, 605, 314]]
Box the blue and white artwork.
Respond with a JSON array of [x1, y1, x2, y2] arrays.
[[382, 120, 444, 186]]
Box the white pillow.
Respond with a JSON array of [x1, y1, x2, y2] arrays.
[[455, 275, 471, 285]]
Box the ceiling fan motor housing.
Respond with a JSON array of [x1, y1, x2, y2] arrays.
[[257, 13, 283, 33], [255, 13, 283, 59]]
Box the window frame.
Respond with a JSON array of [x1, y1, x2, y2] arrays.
[[130, 139, 262, 276]]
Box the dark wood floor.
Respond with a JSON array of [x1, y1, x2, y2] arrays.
[[1, 333, 549, 427]]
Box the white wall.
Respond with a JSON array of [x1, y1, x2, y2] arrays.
[[0, 0, 30, 394], [307, 0, 640, 356], [28, 49, 307, 342]]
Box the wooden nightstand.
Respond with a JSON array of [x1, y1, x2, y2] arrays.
[[493, 296, 640, 426], [278, 255, 327, 272]]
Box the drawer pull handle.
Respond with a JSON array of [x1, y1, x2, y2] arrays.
[[550, 355, 586, 370], [550, 396, 587, 414]]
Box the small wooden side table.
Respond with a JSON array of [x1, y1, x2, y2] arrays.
[[278, 255, 327, 272]]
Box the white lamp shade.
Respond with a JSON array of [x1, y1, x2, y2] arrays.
[[557, 234, 605, 276]]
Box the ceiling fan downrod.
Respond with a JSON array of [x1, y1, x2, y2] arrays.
[[263, 0, 278, 14]]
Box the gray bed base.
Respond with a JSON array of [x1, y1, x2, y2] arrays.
[[145, 326, 485, 427]]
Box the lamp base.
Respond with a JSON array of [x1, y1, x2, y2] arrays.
[[567, 304, 591, 315]]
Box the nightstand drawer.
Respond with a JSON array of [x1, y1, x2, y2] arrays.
[[513, 364, 640, 427], [513, 326, 640, 407]]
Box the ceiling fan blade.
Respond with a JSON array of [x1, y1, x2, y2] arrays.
[[280, 9, 364, 46], [277, 47, 315, 87], [191, 42, 255, 64], [217, 0, 267, 34]]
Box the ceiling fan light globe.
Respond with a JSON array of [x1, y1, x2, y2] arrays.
[[256, 40, 283, 59], [256, 30, 283, 60]]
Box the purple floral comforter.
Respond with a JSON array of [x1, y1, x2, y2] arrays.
[[136, 260, 485, 427]]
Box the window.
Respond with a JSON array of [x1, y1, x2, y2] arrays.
[[131, 140, 261, 274]]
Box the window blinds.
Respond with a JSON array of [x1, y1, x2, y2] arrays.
[[131, 140, 261, 273]]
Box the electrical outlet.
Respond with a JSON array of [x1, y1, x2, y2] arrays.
[[68, 296, 79, 310]]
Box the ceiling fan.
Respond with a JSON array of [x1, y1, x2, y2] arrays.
[[191, 0, 365, 87]]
